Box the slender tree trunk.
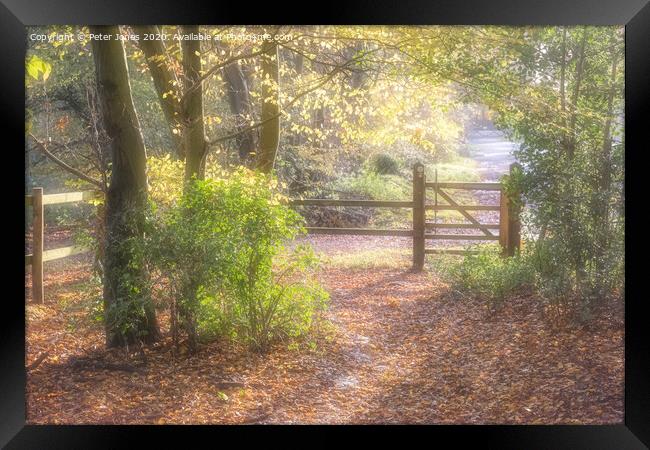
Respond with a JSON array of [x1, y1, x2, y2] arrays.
[[593, 40, 619, 290], [600, 48, 619, 196], [90, 25, 160, 347], [567, 28, 588, 160], [348, 42, 367, 89], [565, 28, 589, 291], [256, 37, 280, 173], [181, 26, 207, 181], [594, 41, 620, 273], [25, 143, 31, 230], [133, 25, 185, 159], [560, 27, 566, 112], [559, 27, 567, 131], [539, 27, 567, 245], [222, 61, 257, 165], [289, 53, 306, 146]]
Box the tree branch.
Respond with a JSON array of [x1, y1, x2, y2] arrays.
[[29, 133, 105, 189], [184, 48, 267, 96], [207, 58, 356, 147]]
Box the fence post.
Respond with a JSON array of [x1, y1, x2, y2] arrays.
[[32, 187, 44, 303], [499, 188, 510, 256], [508, 163, 522, 256], [412, 163, 426, 271]]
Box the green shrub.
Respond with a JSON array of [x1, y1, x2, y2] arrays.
[[148, 168, 329, 352], [504, 155, 624, 322], [438, 245, 534, 311], [370, 153, 400, 175], [334, 171, 409, 201], [332, 171, 411, 228], [529, 233, 624, 323]]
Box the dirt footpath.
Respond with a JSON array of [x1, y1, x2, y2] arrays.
[[26, 262, 623, 424]]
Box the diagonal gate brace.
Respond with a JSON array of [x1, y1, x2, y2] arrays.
[[433, 187, 494, 237]]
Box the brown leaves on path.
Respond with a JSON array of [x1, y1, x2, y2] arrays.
[[26, 260, 623, 424]]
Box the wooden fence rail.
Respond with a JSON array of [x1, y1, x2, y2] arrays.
[[304, 227, 414, 237], [25, 166, 521, 303], [25, 188, 101, 303], [290, 199, 414, 208], [424, 182, 502, 190], [291, 162, 521, 271]]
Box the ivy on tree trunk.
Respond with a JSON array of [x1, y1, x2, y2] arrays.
[[181, 25, 207, 181], [91, 25, 160, 347], [256, 38, 280, 174]]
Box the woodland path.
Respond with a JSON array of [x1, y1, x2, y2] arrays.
[[26, 131, 623, 424], [26, 261, 623, 424], [295, 128, 518, 255], [468, 128, 517, 181]]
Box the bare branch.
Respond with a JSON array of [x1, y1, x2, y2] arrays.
[[184, 48, 267, 96], [207, 55, 361, 147], [29, 133, 104, 190]]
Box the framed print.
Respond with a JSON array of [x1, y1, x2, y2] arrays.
[[1, 0, 649, 447]]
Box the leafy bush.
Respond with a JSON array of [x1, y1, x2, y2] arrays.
[[146, 155, 184, 209], [334, 171, 409, 201], [146, 155, 223, 209], [370, 153, 400, 175], [438, 245, 534, 311], [529, 233, 624, 323], [148, 169, 329, 352], [504, 154, 624, 322], [274, 145, 340, 197], [332, 170, 412, 228]]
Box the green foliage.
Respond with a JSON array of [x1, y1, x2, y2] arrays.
[[274, 145, 342, 197], [332, 170, 411, 228], [148, 169, 329, 352], [370, 153, 400, 175], [146, 155, 185, 208], [26, 55, 52, 81], [335, 171, 410, 201], [529, 233, 624, 323], [437, 245, 534, 311], [432, 26, 626, 319], [104, 215, 155, 345]]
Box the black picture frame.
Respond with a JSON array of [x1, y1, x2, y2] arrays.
[[2, 0, 648, 447]]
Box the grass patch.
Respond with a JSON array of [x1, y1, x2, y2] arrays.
[[430, 244, 534, 310], [324, 247, 411, 270], [425, 156, 481, 182]]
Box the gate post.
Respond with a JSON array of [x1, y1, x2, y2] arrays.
[[508, 163, 522, 255], [499, 188, 510, 256], [500, 163, 521, 257], [412, 163, 426, 271], [32, 187, 44, 303]]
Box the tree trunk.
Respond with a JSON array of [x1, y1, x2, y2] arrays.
[[567, 28, 588, 160], [600, 48, 619, 196], [132, 25, 185, 159], [593, 41, 620, 273], [222, 61, 257, 165], [556, 26, 568, 193], [25, 143, 31, 230], [90, 25, 160, 347], [288, 53, 306, 146], [181, 25, 207, 181], [256, 38, 280, 174], [348, 42, 367, 89], [537, 27, 567, 245]]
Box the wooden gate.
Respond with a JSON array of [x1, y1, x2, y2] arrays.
[[291, 162, 521, 271], [412, 162, 521, 270]]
